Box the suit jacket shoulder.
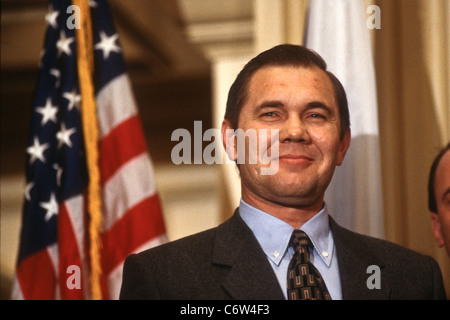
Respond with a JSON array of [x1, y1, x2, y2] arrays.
[[330, 218, 447, 300], [119, 211, 284, 300], [119, 226, 216, 299]]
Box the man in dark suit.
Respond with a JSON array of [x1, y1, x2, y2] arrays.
[[120, 45, 446, 300]]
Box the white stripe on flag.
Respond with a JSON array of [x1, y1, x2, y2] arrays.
[[64, 195, 85, 263], [96, 74, 138, 138], [63, 195, 90, 299], [46, 244, 60, 299], [11, 275, 24, 300], [102, 153, 157, 231], [305, 0, 384, 238]]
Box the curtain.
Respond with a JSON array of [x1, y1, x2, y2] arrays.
[[374, 0, 450, 296]]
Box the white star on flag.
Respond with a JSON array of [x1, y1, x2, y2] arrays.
[[27, 137, 50, 164], [62, 89, 81, 111], [25, 182, 35, 201], [50, 68, 61, 87], [45, 7, 59, 29], [39, 49, 45, 68], [40, 193, 59, 221], [95, 31, 121, 59], [56, 123, 76, 148], [53, 164, 63, 186], [56, 30, 74, 56], [36, 97, 58, 125]]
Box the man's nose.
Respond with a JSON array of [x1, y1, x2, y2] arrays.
[[280, 116, 311, 143]]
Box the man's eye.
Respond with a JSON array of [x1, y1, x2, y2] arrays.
[[309, 113, 326, 119], [262, 112, 276, 117]]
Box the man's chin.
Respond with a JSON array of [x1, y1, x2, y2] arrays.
[[263, 186, 323, 207]]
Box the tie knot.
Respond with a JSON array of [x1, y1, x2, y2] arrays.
[[290, 230, 312, 251]]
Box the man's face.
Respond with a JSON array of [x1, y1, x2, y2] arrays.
[[223, 65, 350, 209], [431, 150, 450, 256]]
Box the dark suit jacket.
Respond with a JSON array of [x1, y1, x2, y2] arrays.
[[119, 210, 446, 300]]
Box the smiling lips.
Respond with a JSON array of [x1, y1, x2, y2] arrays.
[[277, 154, 314, 165]]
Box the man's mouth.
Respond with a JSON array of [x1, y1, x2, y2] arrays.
[[277, 154, 314, 165]]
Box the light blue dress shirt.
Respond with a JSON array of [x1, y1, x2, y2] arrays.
[[239, 199, 342, 300]]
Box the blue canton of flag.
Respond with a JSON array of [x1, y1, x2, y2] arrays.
[[20, 0, 86, 266]]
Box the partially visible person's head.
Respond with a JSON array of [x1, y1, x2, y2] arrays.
[[224, 44, 350, 140], [429, 142, 450, 256]]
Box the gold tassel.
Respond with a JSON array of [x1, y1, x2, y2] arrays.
[[73, 0, 103, 300]]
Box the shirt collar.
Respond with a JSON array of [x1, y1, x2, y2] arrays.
[[300, 205, 334, 266], [239, 199, 334, 267]]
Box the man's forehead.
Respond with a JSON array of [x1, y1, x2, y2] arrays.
[[248, 65, 332, 90], [246, 65, 336, 105]]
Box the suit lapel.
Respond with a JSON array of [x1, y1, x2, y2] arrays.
[[330, 218, 391, 299], [212, 210, 285, 300], [211, 211, 392, 299]]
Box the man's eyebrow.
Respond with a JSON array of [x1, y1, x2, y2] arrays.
[[305, 101, 333, 113], [257, 100, 285, 109], [256, 100, 334, 114]]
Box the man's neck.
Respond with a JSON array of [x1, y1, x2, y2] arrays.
[[241, 191, 324, 229]]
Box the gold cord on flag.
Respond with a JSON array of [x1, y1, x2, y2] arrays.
[[73, 0, 103, 300]]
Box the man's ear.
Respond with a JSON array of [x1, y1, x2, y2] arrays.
[[337, 128, 351, 166], [430, 212, 445, 248], [221, 119, 237, 162]]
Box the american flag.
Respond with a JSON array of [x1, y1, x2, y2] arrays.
[[12, 0, 166, 299]]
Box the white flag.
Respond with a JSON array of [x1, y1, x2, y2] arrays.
[[305, 0, 383, 238]]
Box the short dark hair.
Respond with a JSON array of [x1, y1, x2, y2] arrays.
[[428, 141, 450, 213], [224, 44, 350, 140]]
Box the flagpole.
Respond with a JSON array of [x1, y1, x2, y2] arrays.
[[73, 0, 103, 300]]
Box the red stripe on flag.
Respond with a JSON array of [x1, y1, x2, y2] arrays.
[[16, 250, 56, 299], [58, 202, 85, 299], [99, 115, 147, 184], [101, 194, 165, 275]]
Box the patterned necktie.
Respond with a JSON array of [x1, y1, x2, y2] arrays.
[[287, 230, 332, 300]]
